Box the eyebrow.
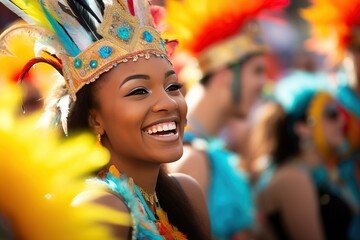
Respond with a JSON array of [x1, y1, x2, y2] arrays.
[[120, 70, 176, 87], [121, 74, 150, 87], [165, 70, 176, 78]]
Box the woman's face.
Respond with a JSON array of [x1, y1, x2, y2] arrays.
[[234, 54, 266, 117], [90, 56, 187, 165], [321, 101, 345, 149]]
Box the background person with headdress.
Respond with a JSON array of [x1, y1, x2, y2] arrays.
[[163, 0, 289, 239], [0, 0, 211, 239], [254, 72, 353, 240], [302, 2, 360, 238]]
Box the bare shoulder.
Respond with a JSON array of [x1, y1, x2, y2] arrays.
[[74, 189, 129, 212], [268, 164, 317, 205], [170, 172, 204, 196], [270, 164, 313, 190], [167, 145, 209, 172], [170, 173, 211, 236], [166, 145, 210, 195], [73, 190, 132, 238]]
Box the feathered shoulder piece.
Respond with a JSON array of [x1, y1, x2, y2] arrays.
[[0, 0, 171, 100], [302, 0, 360, 65], [163, 0, 289, 74]]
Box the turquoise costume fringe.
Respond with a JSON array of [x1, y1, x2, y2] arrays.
[[100, 171, 164, 240], [183, 131, 254, 239]]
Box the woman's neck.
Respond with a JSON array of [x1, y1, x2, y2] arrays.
[[107, 157, 160, 194], [299, 149, 322, 168], [187, 103, 228, 138]]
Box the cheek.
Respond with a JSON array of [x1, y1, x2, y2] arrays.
[[178, 97, 188, 117]]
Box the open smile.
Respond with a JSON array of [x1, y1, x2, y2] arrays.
[[142, 121, 179, 141]]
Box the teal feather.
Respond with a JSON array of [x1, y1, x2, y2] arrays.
[[39, 0, 80, 56]]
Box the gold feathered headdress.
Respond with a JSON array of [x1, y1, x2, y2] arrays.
[[163, 0, 289, 75]]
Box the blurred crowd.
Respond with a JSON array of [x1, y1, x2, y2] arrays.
[[1, 0, 360, 239]]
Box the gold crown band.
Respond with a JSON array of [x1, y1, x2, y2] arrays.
[[61, 2, 168, 100]]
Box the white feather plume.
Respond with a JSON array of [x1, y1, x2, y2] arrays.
[[57, 93, 71, 136]]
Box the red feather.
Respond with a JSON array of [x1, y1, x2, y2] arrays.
[[192, 0, 289, 55], [18, 57, 63, 84], [127, 0, 135, 16]]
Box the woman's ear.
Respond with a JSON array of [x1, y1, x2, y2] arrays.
[[213, 67, 233, 88], [88, 109, 104, 135], [294, 121, 312, 139]]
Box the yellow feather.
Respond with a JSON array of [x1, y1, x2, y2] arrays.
[[0, 81, 130, 239], [2, 0, 55, 29]]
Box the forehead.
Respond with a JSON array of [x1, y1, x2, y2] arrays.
[[102, 56, 173, 80]]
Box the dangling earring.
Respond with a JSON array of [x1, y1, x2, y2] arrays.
[[300, 138, 314, 151], [97, 134, 102, 146]]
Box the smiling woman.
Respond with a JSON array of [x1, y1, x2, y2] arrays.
[[0, 0, 210, 239]]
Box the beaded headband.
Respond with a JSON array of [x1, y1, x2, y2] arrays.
[[61, 1, 168, 100]]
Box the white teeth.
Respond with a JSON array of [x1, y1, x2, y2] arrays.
[[144, 121, 177, 135], [160, 132, 175, 136], [169, 123, 176, 130]]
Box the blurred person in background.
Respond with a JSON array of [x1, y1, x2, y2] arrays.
[[303, 2, 360, 238], [163, 0, 289, 239], [255, 72, 354, 240]]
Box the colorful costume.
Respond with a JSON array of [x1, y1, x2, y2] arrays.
[[163, 0, 288, 238], [183, 131, 253, 239], [0, 0, 185, 239], [99, 165, 187, 240], [274, 71, 356, 240], [303, 2, 360, 238]]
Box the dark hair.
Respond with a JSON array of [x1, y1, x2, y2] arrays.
[[199, 52, 264, 86], [67, 83, 95, 132], [157, 168, 210, 239], [67, 83, 209, 239], [272, 113, 303, 165]]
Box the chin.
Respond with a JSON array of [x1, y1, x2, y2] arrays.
[[154, 145, 184, 164]]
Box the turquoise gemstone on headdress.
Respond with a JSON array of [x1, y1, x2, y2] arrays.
[[90, 60, 98, 68], [143, 31, 153, 42], [74, 58, 82, 69], [99, 46, 113, 58], [117, 27, 130, 40]]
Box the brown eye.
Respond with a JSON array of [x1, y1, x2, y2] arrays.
[[166, 83, 183, 92], [126, 87, 149, 96], [254, 65, 265, 75]]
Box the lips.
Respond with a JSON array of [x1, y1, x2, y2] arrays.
[[143, 121, 177, 136]]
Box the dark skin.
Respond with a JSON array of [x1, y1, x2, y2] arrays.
[[80, 56, 210, 239]]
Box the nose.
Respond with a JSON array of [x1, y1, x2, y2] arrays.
[[151, 89, 179, 112]]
